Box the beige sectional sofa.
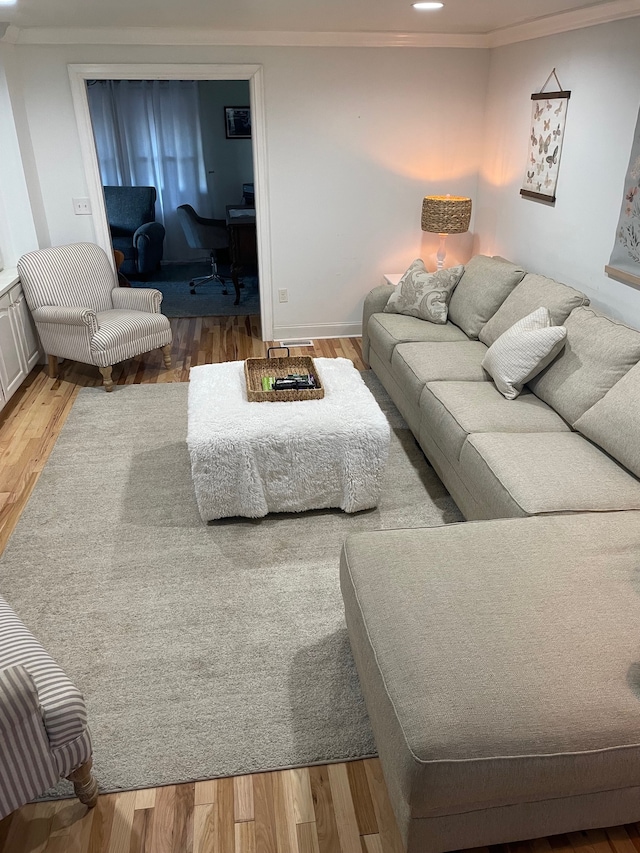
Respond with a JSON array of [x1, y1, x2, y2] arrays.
[[362, 255, 640, 519], [341, 255, 640, 853]]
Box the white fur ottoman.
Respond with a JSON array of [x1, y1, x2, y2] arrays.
[[187, 358, 390, 521]]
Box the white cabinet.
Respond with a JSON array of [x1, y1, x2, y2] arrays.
[[0, 289, 25, 402], [12, 286, 40, 372], [0, 276, 41, 412]]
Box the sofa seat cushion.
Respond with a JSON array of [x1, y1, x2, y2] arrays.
[[92, 309, 172, 367], [340, 512, 640, 824], [367, 313, 468, 365], [110, 237, 136, 262], [528, 306, 640, 425], [448, 255, 526, 340], [460, 431, 640, 517], [391, 342, 489, 409], [479, 273, 589, 346], [420, 382, 570, 463]]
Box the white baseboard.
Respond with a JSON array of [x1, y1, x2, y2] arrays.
[[272, 322, 362, 340]]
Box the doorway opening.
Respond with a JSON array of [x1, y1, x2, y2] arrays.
[[68, 63, 273, 339], [85, 78, 257, 320]]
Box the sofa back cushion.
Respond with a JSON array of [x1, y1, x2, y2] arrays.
[[528, 306, 640, 425], [448, 255, 526, 339], [479, 273, 589, 347], [573, 361, 640, 478]]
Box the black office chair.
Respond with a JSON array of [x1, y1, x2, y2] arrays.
[[176, 204, 230, 295]]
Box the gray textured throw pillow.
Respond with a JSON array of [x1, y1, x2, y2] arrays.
[[384, 260, 464, 325]]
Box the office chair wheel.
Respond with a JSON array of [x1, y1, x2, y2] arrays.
[[189, 276, 229, 296]]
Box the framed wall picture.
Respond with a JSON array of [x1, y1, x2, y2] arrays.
[[224, 106, 251, 139], [520, 71, 570, 203]]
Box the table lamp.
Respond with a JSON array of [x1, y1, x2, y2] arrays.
[[421, 195, 472, 269]]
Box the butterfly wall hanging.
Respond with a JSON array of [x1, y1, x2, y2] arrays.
[[606, 104, 640, 286], [521, 68, 570, 203]]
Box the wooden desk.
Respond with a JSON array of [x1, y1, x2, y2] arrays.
[[226, 206, 257, 305]]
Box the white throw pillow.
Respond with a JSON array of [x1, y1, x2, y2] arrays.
[[482, 307, 567, 400], [384, 259, 464, 325]]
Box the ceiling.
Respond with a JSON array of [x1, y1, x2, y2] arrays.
[[0, 0, 635, 36]]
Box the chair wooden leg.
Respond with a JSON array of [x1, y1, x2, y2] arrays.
[[162, 344, 172, 369], [99, 366, 114, 392], [67, 758, 98, 808], [47, 355, 58, 379]]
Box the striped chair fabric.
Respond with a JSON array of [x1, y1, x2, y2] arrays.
[[92, 309, 170, 367], [0, 595, 93, 819], [17, 242, 172, 373]]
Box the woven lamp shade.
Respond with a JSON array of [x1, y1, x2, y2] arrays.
[[421, 195, 472, 234]]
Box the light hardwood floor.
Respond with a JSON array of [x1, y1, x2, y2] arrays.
[[0, 316, 638, 853]]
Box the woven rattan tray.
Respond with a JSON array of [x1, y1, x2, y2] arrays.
[[244, 347, 324, 402]]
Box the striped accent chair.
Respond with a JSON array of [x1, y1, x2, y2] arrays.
[[17, 242, 172, 392], [0, 594, 97, 818]]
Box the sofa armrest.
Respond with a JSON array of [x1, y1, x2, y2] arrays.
[[362, 284, 396, 366], [111, 287, 162, 314], [0, 665, 64, 819], [32, 305, 98, 335], [0, 664, 41, 737], [133, 221, 165, 275], [133, 220, 166, 245]]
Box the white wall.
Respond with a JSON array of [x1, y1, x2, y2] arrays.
[[5, 24, 640, 335], [197, 80, 253, 219], [0, 44, 41, 268], [11, 43, 488, 338], [476, 17, 640, 327]]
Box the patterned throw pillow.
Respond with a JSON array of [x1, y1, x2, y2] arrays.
[[481, 307, 567, 400], [383, 260, 465, 325]]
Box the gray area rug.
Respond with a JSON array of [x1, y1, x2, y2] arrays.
[[136, 261, 259, 317], [0, 371, 462, 795]]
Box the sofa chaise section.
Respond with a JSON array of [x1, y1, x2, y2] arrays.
[[352, 254, 640, 853], [340, 512, 640, 853]]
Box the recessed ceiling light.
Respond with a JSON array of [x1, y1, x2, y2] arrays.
[[0, 0, 17, 6], [412, 2, 444, 8]]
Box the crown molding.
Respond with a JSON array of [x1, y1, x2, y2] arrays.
[[6, 1, 640, 49], [13, 26, 487, 48], [487, 0, 640, 47]]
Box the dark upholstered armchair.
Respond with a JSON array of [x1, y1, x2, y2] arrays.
[[103, 186, 165, 277]]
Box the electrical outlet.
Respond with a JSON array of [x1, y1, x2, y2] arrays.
[[72, 197, 92, 215], [278, 288, 288, 303]]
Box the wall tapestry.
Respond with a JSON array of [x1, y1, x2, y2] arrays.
[[606, 105, 640, 287], [520, 69, 570, 203]]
